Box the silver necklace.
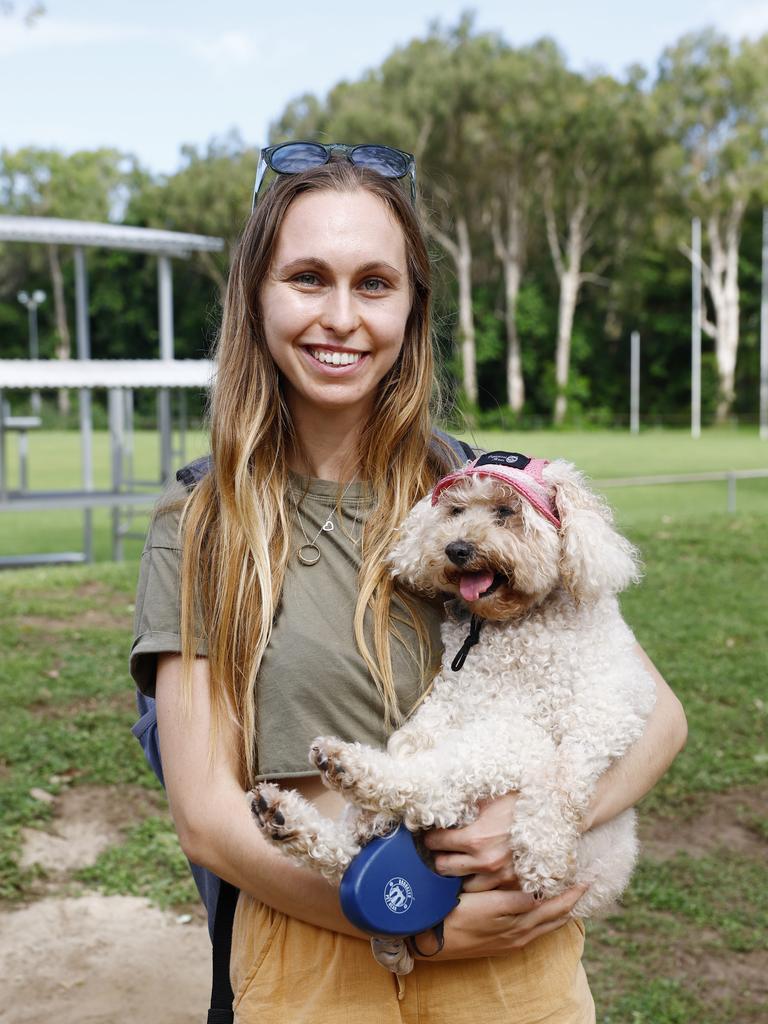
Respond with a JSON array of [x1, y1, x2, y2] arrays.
[[291, 479, 357, 566]]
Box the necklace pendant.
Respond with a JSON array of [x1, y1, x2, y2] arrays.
[[298, 543, 321, 566], [321, 518, 334, 532]]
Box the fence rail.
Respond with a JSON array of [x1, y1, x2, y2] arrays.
[[595, 468, 768, 513]]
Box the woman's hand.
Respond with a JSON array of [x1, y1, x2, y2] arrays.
[[423, 793, 521, 892], [411, 885, 586, 959], [417, 794, 585, 957]]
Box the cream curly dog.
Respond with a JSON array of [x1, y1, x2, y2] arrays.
[[252, 452, 657, 973]]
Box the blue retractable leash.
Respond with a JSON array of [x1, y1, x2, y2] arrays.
[[340, 824, 462, 951]]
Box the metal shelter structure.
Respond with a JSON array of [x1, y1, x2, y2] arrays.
[[0, 215, 224, 567]]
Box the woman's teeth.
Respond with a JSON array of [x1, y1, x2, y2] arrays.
[[309, 349, 362, 366]]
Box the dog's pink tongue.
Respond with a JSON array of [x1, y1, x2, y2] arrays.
[[459, 571, 495, 602]]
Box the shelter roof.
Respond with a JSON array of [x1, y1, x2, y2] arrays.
[[0, 216, 224, 255], [0, 359, 215, 389]]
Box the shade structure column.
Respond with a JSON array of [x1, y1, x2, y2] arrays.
[[760, 207, 767, 441], [73, 245, 93, 562], [157, 254, 174, 483]]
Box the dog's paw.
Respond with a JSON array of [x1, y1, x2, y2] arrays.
[[310, 737, 355, 790], [250, 782, 297, 842]]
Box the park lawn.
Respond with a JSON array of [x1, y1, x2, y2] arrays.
[[1, 426, 767, 561], [0, 508, 765, 1022]]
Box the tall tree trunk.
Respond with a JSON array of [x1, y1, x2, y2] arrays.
[[456, 215, 477, 405], [428, 215, 478, 406], [704, 204, 743, 424], [490, 180, 526, 412], [554, 265, 580, 425], [504, 260, 524, 412], [47, 243, 71, 415], [544, 185, 587, 426]]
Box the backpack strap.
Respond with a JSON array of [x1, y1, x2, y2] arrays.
[[176, 454, 213, 488], [431, 428, 475, 468], [207, 880, 239, 1024], [174, 434, 474, 491]]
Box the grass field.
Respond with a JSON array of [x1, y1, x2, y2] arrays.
[[0, 428, 766, 1021], [1, 426, 767, 562]]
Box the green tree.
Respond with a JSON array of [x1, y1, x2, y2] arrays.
[[482, 39, 569, 413], [536, 67, 654, 424], [127, 130, 257, 306], [0, 146, 133, 411], [654, 30, 768, 422]]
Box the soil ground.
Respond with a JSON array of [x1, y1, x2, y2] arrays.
[[0, 787, 210, 1024], [2, 783, 766, 1022]]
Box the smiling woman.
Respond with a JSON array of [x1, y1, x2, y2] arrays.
[[261, 189, 411, 425], [129, 152, 684, 1024]]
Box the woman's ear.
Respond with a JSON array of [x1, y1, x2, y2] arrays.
[[387, 494, 439, 593], [543, 460, 641, 602]]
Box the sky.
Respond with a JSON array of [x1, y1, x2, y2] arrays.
[[3, 0, 768, 176]]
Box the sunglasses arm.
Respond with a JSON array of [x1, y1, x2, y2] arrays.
[[251, 152, 269, 213]]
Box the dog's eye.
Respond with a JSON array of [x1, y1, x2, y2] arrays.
[[496, 506, 515, 520], [449, 506, 463, 517]]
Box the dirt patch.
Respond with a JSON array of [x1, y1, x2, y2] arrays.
[[0, 894, 210, 1024], [641, 786, 768, 861], [19, 785, 164, 875]]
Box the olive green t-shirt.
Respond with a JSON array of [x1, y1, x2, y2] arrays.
[[129, 472, 444, 781]]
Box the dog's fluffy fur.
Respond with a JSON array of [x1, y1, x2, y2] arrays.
[[252, 460, 657, 974]]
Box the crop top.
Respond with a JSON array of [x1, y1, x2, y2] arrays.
[[129, 469, 445, 781]]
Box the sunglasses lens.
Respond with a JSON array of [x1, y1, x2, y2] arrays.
[[351, 145, 409, 178], [270, 142, 328, 173]]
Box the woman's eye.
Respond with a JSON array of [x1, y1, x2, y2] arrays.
[[293, 272, 321, 287], [360, 277, 387, 293]]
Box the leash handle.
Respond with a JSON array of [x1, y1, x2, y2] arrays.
[[407, 920, 446, 958]]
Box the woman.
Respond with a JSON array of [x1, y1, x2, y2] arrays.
[[130, 147, 686, 1023]]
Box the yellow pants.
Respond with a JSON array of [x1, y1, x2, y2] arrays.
[[230, 894, 596, 1024]]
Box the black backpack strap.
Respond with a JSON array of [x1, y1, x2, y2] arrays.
[[207, 881, 239, 1024], [431, 429, 475, 468]]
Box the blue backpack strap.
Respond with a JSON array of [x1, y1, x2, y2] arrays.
[[176, 454, 213, 488]]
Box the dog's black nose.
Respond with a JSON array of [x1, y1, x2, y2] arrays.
[[445, 540, 475, 566]]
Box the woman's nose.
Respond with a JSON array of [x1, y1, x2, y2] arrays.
[[319, 288, 360, 336]]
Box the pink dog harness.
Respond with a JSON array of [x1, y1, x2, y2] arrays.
[[432, 451, 560, 528]]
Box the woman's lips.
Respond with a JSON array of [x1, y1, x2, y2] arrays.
[[300, 347, 370, 375]]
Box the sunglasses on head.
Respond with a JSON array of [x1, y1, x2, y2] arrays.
[[251, 141, 417, 211]]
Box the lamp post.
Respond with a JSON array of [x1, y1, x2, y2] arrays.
[[17, 289, 46, 415]]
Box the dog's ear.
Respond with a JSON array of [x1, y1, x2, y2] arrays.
[[542, 460, 641, 602], [386, 494, 438, 593]]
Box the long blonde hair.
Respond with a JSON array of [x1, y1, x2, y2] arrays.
[[178, 161, 456, 786]]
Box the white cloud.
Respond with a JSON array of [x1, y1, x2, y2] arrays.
[[705, 1, 768, 38], [0, 16, 150, 57], [176, 29, 261, 68]]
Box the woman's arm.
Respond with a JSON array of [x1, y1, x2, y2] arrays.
[[424, 645, 686, 884], [156, 652, 584, 957], [579, 643, 687, 832], [155, 652, 366, 939]]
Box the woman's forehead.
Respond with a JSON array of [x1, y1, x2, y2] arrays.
[[274, 189, 407, 269]]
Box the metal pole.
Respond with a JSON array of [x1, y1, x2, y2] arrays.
[[74, 246, 93, 563], [157, 254, 174, 483], [0, 389, 6, 501], [630, 330, 640, 435], [28, 305, 41, 415], [109, 389, 124, 561], [760, 207, 768, 440], [691, 217, 702, 439]]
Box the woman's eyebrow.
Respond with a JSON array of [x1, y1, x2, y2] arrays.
[[277, 256, 403, 279]]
